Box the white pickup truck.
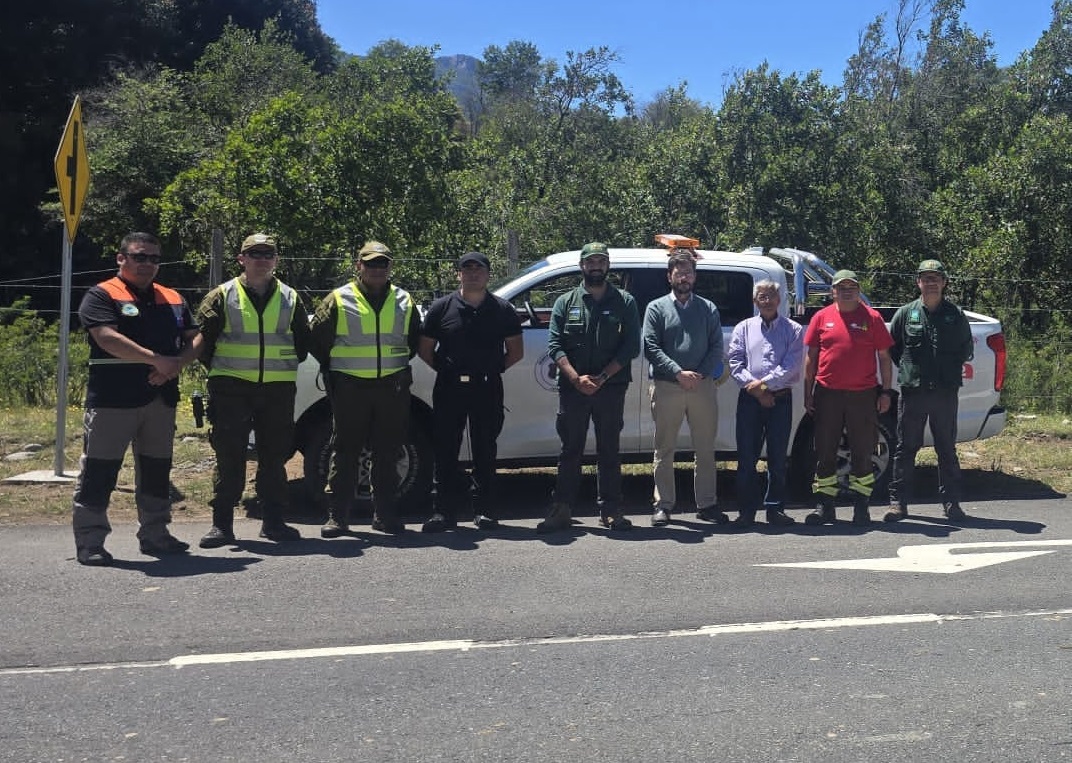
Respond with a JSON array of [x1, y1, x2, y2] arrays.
[[291, 245, 1007, 512]]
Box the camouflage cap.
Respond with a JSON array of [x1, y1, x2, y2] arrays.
[[240, 233, 277, 253], [580, 241, 609, 260], [357, 240, 392, 261], [917, 259, 947, 277]]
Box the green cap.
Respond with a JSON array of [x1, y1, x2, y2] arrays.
[[357, 240, 392, 261], [240, 233, 277, 253], [832, 269, 859, 286], [917, 259, 947, 276], [580, 241, 609, 259]]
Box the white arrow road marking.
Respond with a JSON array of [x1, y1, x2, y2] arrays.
[[759, 539, 1072, 574]]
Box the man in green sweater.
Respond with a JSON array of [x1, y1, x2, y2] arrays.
[[642, 251, 726, 526], [885, 259, 974, 523]]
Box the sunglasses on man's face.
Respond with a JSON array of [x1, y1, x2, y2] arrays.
[[126, 252, 162, 264], [244, 249, 277, 260]]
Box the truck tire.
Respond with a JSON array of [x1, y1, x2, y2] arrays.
[[787, 415, 897, 504], [299, 413, 434, 517]]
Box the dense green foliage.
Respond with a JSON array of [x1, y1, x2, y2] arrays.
[[4, 0, 1072, 411], [0, 299, 87, 406]]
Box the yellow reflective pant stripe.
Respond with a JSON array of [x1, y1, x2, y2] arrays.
[[849, 472, 875, 497], [812, 473, 838, 497]]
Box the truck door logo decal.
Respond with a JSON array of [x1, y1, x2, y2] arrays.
[[535, 351, 558, 391]]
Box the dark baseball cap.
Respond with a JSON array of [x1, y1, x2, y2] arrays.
[[457, 251, 490, 269]]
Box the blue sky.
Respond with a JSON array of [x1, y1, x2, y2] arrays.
[[314, 0, 1055, 107]]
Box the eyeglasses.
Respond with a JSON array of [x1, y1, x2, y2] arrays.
[[244, 249, 277, 260], [362, 259, 390, 269], [125, 252, 162, 264]]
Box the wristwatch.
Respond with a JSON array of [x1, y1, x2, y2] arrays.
[[597, 372, 610, 384], [759, 382, 769, 392]]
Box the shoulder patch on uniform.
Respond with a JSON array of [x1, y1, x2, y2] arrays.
[[121, 304, 139, 317]]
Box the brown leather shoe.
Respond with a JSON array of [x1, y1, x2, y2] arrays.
[[883, 504, 908, 522]]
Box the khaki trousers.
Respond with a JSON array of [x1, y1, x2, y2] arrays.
[[650, 377, 718, 511], [72, 397, 177, 550]]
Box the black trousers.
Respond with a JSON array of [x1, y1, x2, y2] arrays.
[[432, 374, 505, 517], [890, 386, 961, 507], [553, 382, 628, 512]]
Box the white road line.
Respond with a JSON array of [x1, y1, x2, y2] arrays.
[[4, 608, 1069, 676]]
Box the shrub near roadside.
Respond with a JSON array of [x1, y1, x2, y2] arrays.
[[0, 297, 87, 407]]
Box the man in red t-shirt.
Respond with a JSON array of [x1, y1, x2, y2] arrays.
[[803, 270, 894, 525]]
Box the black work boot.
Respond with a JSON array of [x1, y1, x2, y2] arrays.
[[371, 505, 405, 534], [321, 505, 350, 538], [199, 526, 237, 548], [943, 502, 967, 522], [852, 495, 872, 526], [805, 496, 836, 525], [422, 512, 457, 533], [732, 510, 757, 529], [536, 502, 572, 534]]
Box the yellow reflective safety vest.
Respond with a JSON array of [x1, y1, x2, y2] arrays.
[[209, 278, 299, 383], [329, 282, 413, 378]]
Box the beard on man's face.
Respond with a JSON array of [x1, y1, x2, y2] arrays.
[[672, 280, 693, 297], [583, 270, 607, 287]]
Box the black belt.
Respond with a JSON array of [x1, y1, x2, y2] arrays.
[[771, 389, 791, 398], [443, 373, 497, 383]]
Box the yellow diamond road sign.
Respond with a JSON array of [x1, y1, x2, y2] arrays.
[[54, 96, 90, 243]]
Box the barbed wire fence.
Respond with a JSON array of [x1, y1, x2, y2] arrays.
[[1, 261, 1069, 412]]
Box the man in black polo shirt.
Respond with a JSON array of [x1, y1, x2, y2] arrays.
[[72, 232, 201, 566], [420, 252, 523, 531]]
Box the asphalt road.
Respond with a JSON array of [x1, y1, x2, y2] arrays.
[[1, 493, 1070, 762]]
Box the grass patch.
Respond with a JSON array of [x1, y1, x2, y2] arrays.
[[0, 408, 1068, 525]]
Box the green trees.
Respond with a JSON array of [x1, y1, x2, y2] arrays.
[[7, 3, 1072, 411]]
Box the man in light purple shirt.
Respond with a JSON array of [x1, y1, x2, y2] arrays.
[[727, 279, 804, 528]]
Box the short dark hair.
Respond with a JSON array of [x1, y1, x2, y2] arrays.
[[667, 252, 696, 274], [119, 232, 160, 253]]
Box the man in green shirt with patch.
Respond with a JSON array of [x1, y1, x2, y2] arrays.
[[537, 241, 640, 533], [885, 259, 974, 523]]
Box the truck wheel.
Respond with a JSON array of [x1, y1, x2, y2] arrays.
[[787, 416, 897, 504], [299, 415, 434, 517]]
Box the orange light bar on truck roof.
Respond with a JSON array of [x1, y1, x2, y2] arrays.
[[654, 234, 700, 250]]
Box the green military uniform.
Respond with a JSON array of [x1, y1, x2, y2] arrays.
[[308, 276, 420, 533], [197, 274, 310, 542]]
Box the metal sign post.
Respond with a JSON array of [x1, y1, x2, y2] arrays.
[[54, 228, 74, 476], [52, 96, 90, 477]]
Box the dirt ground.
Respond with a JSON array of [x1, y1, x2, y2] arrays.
[[0, 452, 310, 527]]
